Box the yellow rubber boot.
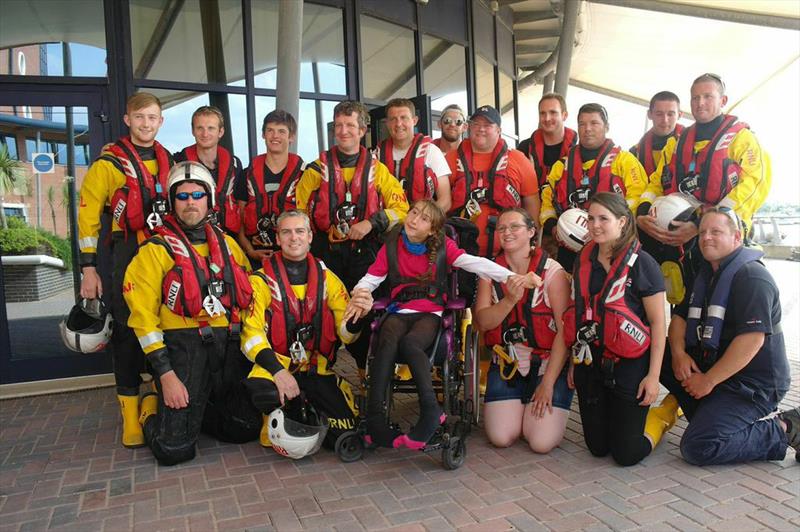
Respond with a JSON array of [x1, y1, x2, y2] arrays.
[[139, 393, 158, 426], [645, 394, 681, 449], [118, 395, 145, 448], [260, 414, 272, 448]]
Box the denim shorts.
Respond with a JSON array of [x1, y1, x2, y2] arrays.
[[484, 361, 574, 409]]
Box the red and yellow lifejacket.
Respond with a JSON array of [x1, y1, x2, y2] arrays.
[[563, 240, 651, 361], [107, 137, 172, 233], [242, 153, 303, 237], [179, 144, 242, 235], [634, 124, 684, 176], [553, 140, 624, 215], [377, 133, 436, 203], [449, 139, 521, 215], [527, 128, 577, 189], [484, 248, 557, 358], [661, 115, 746, 205]]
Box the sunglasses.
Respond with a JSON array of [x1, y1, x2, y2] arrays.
[[441, 117, 465, 126], [697, 72, 726, 93], [175, 191, 208, 201]]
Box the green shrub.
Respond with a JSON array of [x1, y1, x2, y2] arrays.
[[0, 222, 73, 270]]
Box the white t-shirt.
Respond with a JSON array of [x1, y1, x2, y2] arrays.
[[392, 142, 451, 179]]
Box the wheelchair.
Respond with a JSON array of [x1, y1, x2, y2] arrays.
[[334, 219, 481, 470]]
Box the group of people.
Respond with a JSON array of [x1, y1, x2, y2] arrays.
[[74, 71, 799, 468]]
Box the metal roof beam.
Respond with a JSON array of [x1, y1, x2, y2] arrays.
[[514, 10, 559, 24], [517, 44, 556, 55], [588, 0, 800, 30], [515, 29, 562, 40]]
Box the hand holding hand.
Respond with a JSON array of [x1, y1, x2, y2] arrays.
[[347, 220, 373, 240]]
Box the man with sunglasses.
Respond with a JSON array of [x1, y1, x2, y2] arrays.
[[445, 105, 539, 258], [540, 103, 646, 270], [659, 208, 797, 465], [78, 92, 174, 448], [239, 210, 365, 451], [434, 104, 468, 155], [517, 93, 577, 195], [125, 162, 260, 465], [376, 98, 452, 212]]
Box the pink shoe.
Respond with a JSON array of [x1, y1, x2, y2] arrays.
[[397, 413, 447, 450]]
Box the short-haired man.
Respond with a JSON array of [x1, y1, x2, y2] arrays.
[[375, 98, 452, 212], [658, 208, 797, 465], [126, 162, 259, 465], [433, 104, 468, 155], [78, 92, 174, 448], [517, 93, 577, 194], [540, 103, 647, 271], [445, 105, 539, 258], [174, 105, 244, 238], [240, 210, 366, 450], [236, 110, 304, 267], [295, 100, 409, 371], [630, 91, 684, 178]]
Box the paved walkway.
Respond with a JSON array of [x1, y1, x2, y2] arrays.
[[1, 259, 799, 531]]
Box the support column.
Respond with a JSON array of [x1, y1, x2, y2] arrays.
[[554, 0, 580, 97], [276, 0, 303, 145], [543, 71, 555, 94]]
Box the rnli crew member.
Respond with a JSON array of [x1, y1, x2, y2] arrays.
[[174, 105, 244, 239], [660, 208, 797, 465], [125, 162, 258, 466], [445, 105, 539, 258], [433, 104, 468, 155], [630, 92, 683, 178], [78, 92, 174, 448], [236, 110, 304, 267], [563, 192, 667, 466], [241, 210, 363, 450], [541, 103, 646, 272], [517, 93, 577, 196], [295, 100, 409, 371], [475, 208, 574, 452], [375, 98, 452, 213], [637, 74, 771, 305]]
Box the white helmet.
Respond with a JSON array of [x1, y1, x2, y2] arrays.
[[267, 398, 328, 460], [59, 299, 113, 353], [557, 208, 590, 252], [167, 161, 216, 209], [650, 193, 701, 231]]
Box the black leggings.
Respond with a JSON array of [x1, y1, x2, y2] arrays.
[[573, 356, 652, 467], [110, 232, 145, 395], [367, 313, 442, 444]]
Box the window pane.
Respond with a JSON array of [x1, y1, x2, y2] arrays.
[[499, 71, 516, 136], [0, 1, 106, 77], [143, 89, 250, 167], [475, 55, 496, 108], [251, 1, 278, 89], [1, 135, 19, 159], [422, 35, 468, 113], [130, 0, 244, 85], [361, 16, 416, 101], [297, 100, 338, 162]]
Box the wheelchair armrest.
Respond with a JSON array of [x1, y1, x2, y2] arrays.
[[446, 297, 466, 310], [372, 297, 391, 311]]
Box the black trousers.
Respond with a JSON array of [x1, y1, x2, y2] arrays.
[[143, 328, 260, 466], [573, 354, 652, 466], [311, 235, 381, 369], [110, 232, 145, 395]]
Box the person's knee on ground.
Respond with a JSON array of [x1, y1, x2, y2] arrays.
[[680, 423, 726, 465], [523, 404, 570, 454], [484, 400, 525, 448]]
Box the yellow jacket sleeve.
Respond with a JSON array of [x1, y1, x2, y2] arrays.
[[123, 241, 172, 354], [225, 234, 251, 272], [295, 161, 323, 212], [324, 268, 358, 344], [240, 271, 272, 362], [613, 150, 647, 211], [540, 161, 564, 226], [718, 128, 770, 229], [373, 161, 409, 230]]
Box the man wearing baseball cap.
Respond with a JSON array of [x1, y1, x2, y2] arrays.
[[445, 105, 539, 258]]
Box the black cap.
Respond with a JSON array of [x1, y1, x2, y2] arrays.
[[469, 105, 501, 126]]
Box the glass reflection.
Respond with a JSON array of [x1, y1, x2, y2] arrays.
[[475, 56, 496, 108], [360, 15, 416, 100], [422, 35, 468, 113]]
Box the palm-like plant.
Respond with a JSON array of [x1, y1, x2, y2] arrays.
[[0, 144, 27, 230]]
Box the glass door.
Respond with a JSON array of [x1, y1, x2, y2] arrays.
[[0, 86, 112, 384]]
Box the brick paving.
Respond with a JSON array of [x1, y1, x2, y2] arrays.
[[2, 259, 799, 531]]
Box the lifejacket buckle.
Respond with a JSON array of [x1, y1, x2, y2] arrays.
[[256, 215, 275, 247], [679, 175, 699, 194], [289, 340, 308, 364], [198, 323, 215, 344], [208, 279, 225, 298], [577, 321, 599, 344], [465, 198, 481, 218], [502, 325, 527, 345], [152, 198, 168, 216], [146, 211, 163, 230], [202, 294, 225, 317], [469, 187, 487, 203], [568, 188, 591, 208]]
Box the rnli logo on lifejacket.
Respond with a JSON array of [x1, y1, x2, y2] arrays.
[[605, 275, 628, 304], [112, 199, 127, 223], [163, 234, 190, 258], [620, 319, 646, 346], [506, 183, 521, 204], [166, 280, 181, 310]]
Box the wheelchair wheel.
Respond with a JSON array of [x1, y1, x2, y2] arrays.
[[335, 431, 364, 463], [462, 324, 480, 425], [442, 437, 466, 470]]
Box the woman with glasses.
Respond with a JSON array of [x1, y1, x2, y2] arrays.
[[475, 208, 574, 452], [563, 192, 668, 466]]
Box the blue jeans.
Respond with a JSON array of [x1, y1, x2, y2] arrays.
[[661, 347, 789, 465]]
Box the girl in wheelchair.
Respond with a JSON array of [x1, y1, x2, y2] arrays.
[[475, 208, 574, 452], [344, 199, 540, 449]]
